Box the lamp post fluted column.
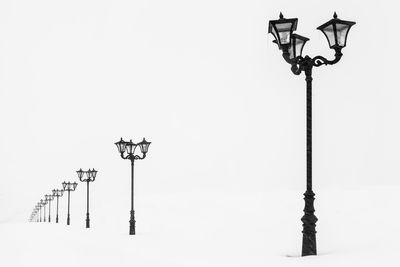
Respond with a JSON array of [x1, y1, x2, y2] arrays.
[[77, 168, 97, 228], [130, 159, 135, 235], [48, 198, 51, 222], [268, 12, 355, 256], [115, 137, 151, 235], [301, 64, 318, 255], [86, 181, 89, 227]]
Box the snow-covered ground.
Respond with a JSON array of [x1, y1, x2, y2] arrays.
[[1, 186, 399, 267]]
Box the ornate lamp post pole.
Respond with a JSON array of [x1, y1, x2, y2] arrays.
[[41, 199, 47, 222], [52, 189, 64, 223], [115, 137, 151, 235], [62, 181, 78, 225], [77, 168, 97, 228], [45, 194, 54, 223], [268, 12, 355, 256]]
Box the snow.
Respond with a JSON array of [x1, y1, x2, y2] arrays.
[[1, 186, 399, 267]]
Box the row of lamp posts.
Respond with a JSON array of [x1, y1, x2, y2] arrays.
[[29, 170, 96, 227], [29, 137, 151, 235], [29, 10, 355, 256]]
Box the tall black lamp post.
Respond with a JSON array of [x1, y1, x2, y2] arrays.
[[77, 168, 97, 228], [45, 194, 54, 223], [268, 12, 355, 256], [115, 137, 151, 235], [41, 199, 47, 222], [52, 189, 64, 223], [62, 181, 78, 225]]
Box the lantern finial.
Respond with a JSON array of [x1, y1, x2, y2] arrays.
[[333, 12, 338, 19], [279, 12, 284, 19]]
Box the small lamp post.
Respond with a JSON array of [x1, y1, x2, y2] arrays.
[[35, 207, 39, 222], [268, 12, 355, 256], [62, 181, 78, 225], [45, 194, 54, 223], [115, 137, 151, 235], [33, 206, 38, 222], [40, 199, 47, 222], [38, 202, 43, 222], [77, 168, 97, 228], [52, 189, 64, 223], [30, 209, 36, 222]]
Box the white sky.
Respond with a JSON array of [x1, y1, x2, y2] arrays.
[[0, 0, 399, 222]]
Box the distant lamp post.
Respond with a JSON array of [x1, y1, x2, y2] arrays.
[[77, 168, 97, 228], [115, 137, 151, 235], [62, 181, 78, 225], [52, 189, 64, 223], [30, 209, 37, 222], [45, 194, 54, 223], [35, 206, 38, 222], [38, 202, 43, 222], [40, 199, 47, 222], [268, 12, 355, 256], [35, 207, 39, 222]]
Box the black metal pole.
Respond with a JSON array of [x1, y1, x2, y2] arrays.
[[40, 207, 42, 222], [44, 203, 46, 222], [48, 200, 51, 223], [56, 196, 59, 223], [129, 159, 136, 235], [67, 190, 70, 225], [301, 66, 318, 256], [86, 181, 90, 228]]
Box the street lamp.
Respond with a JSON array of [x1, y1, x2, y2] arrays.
[[45, 194, 54, 223], [115, 137, 151, 235], [32, 206, 37, 222], [77, 168, 97, 228], [52, 189, 64, 223], [40, 199, 47, 222], [62, 181, 78, 225], [38, 202, 43, 222], [268, 12, 355, 256], [34, 206, 39, 222]]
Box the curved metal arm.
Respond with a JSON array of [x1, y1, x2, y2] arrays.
[[290, 62, 303, 75], [121, 152, 130, 160], [282, 49, 303, 75], [312, 48, 343, 67], [281, 46, 343, 73], [134, 153, 146, 160], [123, 152, 147, 161]]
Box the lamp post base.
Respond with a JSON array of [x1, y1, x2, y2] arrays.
[[301, 190, 318, 256], [129, 210, 136, 235], [67, 215, 70, 225], [56, 215, 58, 223], [86, 213, 90, 228]]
